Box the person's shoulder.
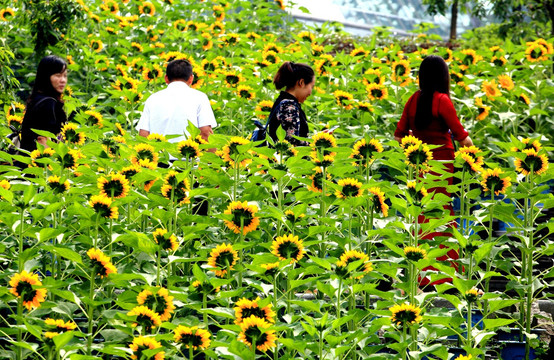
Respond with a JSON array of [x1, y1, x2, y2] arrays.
[[434, 92, 451, 102], [31, 94, 57, 109], [278, 99, 297, 107]]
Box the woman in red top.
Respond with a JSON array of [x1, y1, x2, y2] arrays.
[[394, 55, 473, 286]]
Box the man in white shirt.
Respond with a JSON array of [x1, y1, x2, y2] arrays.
[[137, 59, 217, 145]]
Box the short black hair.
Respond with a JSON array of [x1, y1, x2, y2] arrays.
[[166, 59, 193, 82]]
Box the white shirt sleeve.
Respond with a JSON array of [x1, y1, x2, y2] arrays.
[[136, 100, 151, 132], [196, 94, 217, 129]]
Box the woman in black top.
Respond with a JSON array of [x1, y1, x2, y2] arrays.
[[20, 55, 68, 152], [267, 61, 315, 146]]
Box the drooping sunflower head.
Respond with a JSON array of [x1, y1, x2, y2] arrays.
[[223, 201, 259, 235], [273, 140, 297, 157], [406, 180, 428, 203], [403, 246, 427, 262], [153, 228, 179, 252], [399, 135, 422, 150], [366, 83, 388, 101], [9, 271, 48, 311], [84, 110, 103, 128], [61, 123, 86, 145], [480, 168, 511, 195], [474, 97, 491, 121], [512, 138, 541, 153], [307, 166, 332, 193], [311, 132, 337, 150], [236, 85, 256, 100], [137, 288, 175, 322], [404, 143, 433, 168], [132, 143, 159, 168], [497, 74, 514, 91], [335, 178, 363, 199], [514, 149, 549, 176], [481, 79, 501, 99], [391, 59, 411, 81], [455, 146, 484, 174], [390, 303, 423, 327], [176, 138, 202, 159], [121, 164, 141, 180], [368, 187, 389, 217], [518, 93, 531, 105], [333, 90, 354, 110], [139, 1, 156, 16], [161, 182, 190, 205], [237, 315, 277, 352], [335, 250, 373, 279], [350, 138, 383, 166], [44, 318, 77, 332], [98, 173, 130, 199], [271, 234, 305, 262], [87, 248, 117, 278], [127, 305, 162, 329], [147, 133, 166, 143], [234, 297, 276, 324], [284, 209, 305, 224], [89, 194, 119, 219], [310, 152, 335, 168], [129, 336, 164, 360], [221, 136, 252, 167], [208, 243, 239, 277], [47, 175, 70, 194], [174, 325, 211, 350]]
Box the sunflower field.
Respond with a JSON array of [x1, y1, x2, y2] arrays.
[[0, 0, 553, 359]]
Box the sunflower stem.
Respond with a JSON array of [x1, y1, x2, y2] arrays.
[[202, 292, 208, 327], [18, 207, 24, 272], [336, 278, 342, 334], [189, 345, 194, 360], [16, 299, 22, 360], [156, 248, 161, 287], [525, 170, 535, 360], [467, 303, 473, 349], [87, 270, 96, 355]]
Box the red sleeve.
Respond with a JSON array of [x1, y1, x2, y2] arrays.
[[394, 92, 417, 138], [436, 94, 468, 141]]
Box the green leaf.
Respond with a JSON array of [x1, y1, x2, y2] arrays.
[[42, 245, 83, 264], [54, 331, 75, 349], [483, 318, 515, 329], [276, 125, 286, 141]]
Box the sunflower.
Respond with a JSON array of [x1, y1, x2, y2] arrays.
[[238, 315, 277, 352], [137, 288, 175, 322], [100, 0, 118, 13], [9, 271, 48, 311], [87, 248, 117, 278], [139, 1, 155, 16], [258, 50, 280, 67], [174, 326, 211, 350], [497, 74, 514, 91], [335, 178, 363, 199], [0, 179, 10, 190], [314, 54, 337, 75], [161, 182, 190, 205], [200, 32, 213, 51], [30, 148, 55, 168], [147, 133, 166, 142], [368, 187, 389, 217], [132, 143, 159, 169], [208, 243, 239, 277], [89, 194, 119, 219], [391, 59, 411, 82], [223, 201, 259, 235], [455, 146, 484, 174], [481, 79, 501, 99], [236, 85, 256, 100], [406, 180, 428, 203], [350, 46, 368, 57], [129, 336, 164, 360], [480, 168, 511, 195], [350, 138, 383, 167], [284, 210, 305, 223], [311, 44, 325, 56], [260, 262, 280, 276], [212, 4, 225, 21], [311, 152, 335, 168], [389, 303, 423, 327], [271, 234, 305, 262], [210, 20, 225, 35], [90, 39, 103, 53], [357, 101, 374, 113], [440, 48, 453, 62], [454, 355, 472, 360], [518, 93, 531, 105], [333, 90, 354, 110], [311, 132, 337, 151], [0, 8, 15, 21], [474, 97, 491, 121], [221, 70, 244, 87], [511, 138, 541, 153], [399, 135, 422, 150], [465, 288, 484, 303], [366, 83, 388, 101], [234, 297, 276, 324], [173, 139, 201, 160], [221, 136, 252, 168], [362, 68, 385, 86], [128, 305, 162, 329], [307, 166, 331, 193], [191, 280, 220, 294], [403, 246, 427, 262], [404, 143, 433, 168], [514, 149, 549, 176], [525, 42, 549, 62], [491, 56, 507, 67], [246, 32, 261, 40], [153, 228, 179, 252], [61, 123, 86, 145], [47, 175, 70, 194], [98, 173, 130, 199], [121, 165, 141, 180], [335, 250, 373, 279], [460, 49, 480, 66], [44, 318, 78, 331]]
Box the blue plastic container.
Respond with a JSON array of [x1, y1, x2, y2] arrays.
[[500, 341, 536, 360]]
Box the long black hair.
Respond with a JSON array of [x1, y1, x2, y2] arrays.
[[273, 61, 314, 90], [414, 55, 450, 130], [28, 55, 67, 104]]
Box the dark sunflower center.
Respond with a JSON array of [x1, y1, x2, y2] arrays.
[[493, 59, 504, 66], [245, 326, 264, 343], [395, 310, 417, 323], [226, 75, 239, 85], [314, 139, 332, 149], [408, 149, 428, 164], [93, 203, 110, 218], [232, 209, 253, 227], [240, 90, 251, 98], [180, 333, 203, 347], [406, 250, 424, 261], [215, 251, 235, 268], [136, 314, 156, 327], [180, 145, 198, 159], [312, 173, 323, 190], [277, 241, 300, 259], [137, 150, 154, 161], [478, 107, 485, 115], [103, 180, 124, 197], [176, 23, 186, 31], [341, 184, 360, 197], [91, 258, 108, 276], [524, 155, 542, 172], [158, 236, 174, 251], [359, 144, 377, 158], [122, 169, 138, 178], [485, 176, 502, 192], [371, 195, 383, 210], [65, 129, 78, 142], [16, 281, 36, 302], [242, 308, 266, 320], [395, 65, 406, 76], [531, 48, 542, 59], [463, 55, 474, 66], [371, 89, 382, 98]]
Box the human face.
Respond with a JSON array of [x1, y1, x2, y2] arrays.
[[50, 69, 68, 94], [296, 77, 315, 103]]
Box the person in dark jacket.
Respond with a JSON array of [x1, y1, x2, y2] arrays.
[[20, 55, 68, 152], [267, 61, 315, 146]]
